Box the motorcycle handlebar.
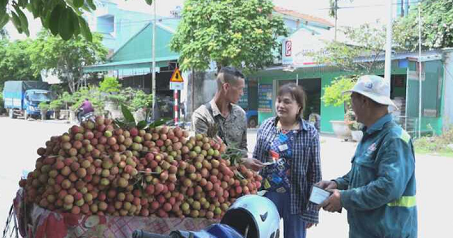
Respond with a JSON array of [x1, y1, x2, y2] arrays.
[[132, 230, 173, 238]]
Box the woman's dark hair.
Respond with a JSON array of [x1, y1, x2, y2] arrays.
[[277, 83, 307, 118]]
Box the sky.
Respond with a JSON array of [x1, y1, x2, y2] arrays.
[[4, 0, 391, 40]]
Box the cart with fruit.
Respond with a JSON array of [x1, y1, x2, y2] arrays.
[[8, 106, 262, 238]]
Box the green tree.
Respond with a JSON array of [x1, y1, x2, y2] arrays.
[[0, 38, 39, 88], [28, 30, 108, 93], [311, 24, 387, 110], [170, 0, 288, 72], [0, 0, 153, 41], [312, 23, 387, 73], [393, 0, 453, 50]]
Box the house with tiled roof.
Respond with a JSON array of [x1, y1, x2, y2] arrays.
[[273, 6, 334, 31]]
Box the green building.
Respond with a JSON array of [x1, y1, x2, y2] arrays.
[[251, 50, 447, 137]]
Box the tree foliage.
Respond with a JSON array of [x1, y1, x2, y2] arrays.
[[0, 0, 153, 41], [170, 0, 288, 72], [28, 30, 108, 93], [393, 0, 453, 50], [311, 23, 386, 73], [99, 76, 121, 93], [0, 38, 39, 88], [322, 75, 357, 107]]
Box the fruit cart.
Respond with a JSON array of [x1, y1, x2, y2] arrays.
[[7, 112, 261, 238], [12, 189, 216, 238]]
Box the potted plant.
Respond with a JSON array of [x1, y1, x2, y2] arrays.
[[345, 110, 364, 142], [100, 76, 123, 111], [49, 99, 63, 120], [322, 75, 358, 140], [38, 102, 50, 120]]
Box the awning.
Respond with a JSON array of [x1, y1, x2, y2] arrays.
[[83, 56, 178, 73]]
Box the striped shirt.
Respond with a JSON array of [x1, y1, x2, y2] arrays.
[[253, 117, 322, 223]]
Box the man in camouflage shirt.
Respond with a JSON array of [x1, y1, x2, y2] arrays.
[[192, 67, 263, 171]]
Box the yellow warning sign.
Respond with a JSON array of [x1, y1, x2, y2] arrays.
[[170, 67, 184, 82]]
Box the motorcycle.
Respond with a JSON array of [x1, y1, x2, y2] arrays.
[[76, 108, 95, 123]]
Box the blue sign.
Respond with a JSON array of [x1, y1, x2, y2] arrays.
[[258, 84, 273, 113]]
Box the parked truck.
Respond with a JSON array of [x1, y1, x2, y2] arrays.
[[3, 81, 53, 119]]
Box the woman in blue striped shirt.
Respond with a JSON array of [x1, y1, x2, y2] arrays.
[[253, 83, 322, 238]]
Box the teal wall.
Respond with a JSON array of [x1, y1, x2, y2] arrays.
[[406, 60, 444, 135]]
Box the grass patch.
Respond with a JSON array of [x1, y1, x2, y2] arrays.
[[413, 128, 453, 157]]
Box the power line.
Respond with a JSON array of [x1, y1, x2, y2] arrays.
[[313, 0, 424, 11]]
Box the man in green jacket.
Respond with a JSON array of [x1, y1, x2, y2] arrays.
[[317, 75, 417, 238]]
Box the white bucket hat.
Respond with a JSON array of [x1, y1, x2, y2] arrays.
[[344, 75, 398, 111]]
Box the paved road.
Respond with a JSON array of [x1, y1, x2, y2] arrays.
[[248, 130, 453, 238], [0, 117, 451, 237], [0, 117, 71, 232]]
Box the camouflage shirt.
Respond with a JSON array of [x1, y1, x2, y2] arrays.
[[192, 100, 247, 151]]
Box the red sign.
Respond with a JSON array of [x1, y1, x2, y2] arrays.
[[285, 40, 292, 57]]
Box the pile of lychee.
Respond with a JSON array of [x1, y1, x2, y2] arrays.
[[19, 116, 262, 219]]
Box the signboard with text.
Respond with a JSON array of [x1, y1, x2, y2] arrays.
[[170, 67, 184, 90], [258, 84, 273, 113]]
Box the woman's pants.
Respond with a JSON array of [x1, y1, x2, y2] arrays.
[[265, 191, 306, 238]]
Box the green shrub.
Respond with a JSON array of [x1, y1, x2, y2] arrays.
[[130, 90, 153, 111], [69, 86, 104, 113], [99, 76, 121, 93], [60, 92, 75, 109], [38, 102, 50, 111], [49, 99, 63, 111]]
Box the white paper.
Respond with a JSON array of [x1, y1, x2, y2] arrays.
[[309, 186, 332, 205], [278, 144, 289, 151], [262, 162, 275, 166]]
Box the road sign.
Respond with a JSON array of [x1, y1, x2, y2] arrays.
[[170, 67, 184, 82], [170, 82, 184, 90], [285, 40, 292, 57]]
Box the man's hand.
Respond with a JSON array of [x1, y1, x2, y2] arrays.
[[320, 189, 342, 212], [315, 180, 338, 190], [241, 157, 264, 171]]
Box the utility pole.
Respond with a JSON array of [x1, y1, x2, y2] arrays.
[[418, 3, 422, 138], [152, 0, 157, 120], [384, 0, 393, 82], [334, 0, 338, 41]]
